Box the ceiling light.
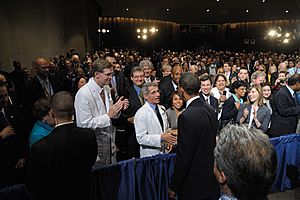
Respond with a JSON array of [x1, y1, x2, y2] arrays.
[[216, 0, 220, 1], [156, 29, 158, 32], [262, 0, 265, 2], [126, 8, 129, 11], [143, 28, 148, 34], [166, 8, 170, 11], [102, 29, 106, 33], [137, 35, 141, 39], [106, 30, 109, 33], [142, 35, 147, 40], [277, 33, 282, 37], [285, 33, 290, 37], [283, 39, 289, 43], [246, 10, 249, 13], [150, 27, 156, 33], [98, 29, 101, 33], [206, 9, 210, 12], [137, 29, 141, 33], [268, 30, 276, 37], [285, 10, 289, 13]]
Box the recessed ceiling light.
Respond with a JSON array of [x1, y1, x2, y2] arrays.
[[216, 0, 220, 1], [262, 0, 265, 2], [166, 8, 170, 11], [126, 8, 129, 11], [285, 10, 289, 13], [246, 10, 249, 13], [206, 9, 210, 12]]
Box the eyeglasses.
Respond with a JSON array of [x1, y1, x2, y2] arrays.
[[148, 90, 161, 95], [103, 72, 114, 77], [133, 75, 144, 79]]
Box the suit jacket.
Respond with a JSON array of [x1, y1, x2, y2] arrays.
[[114, 71, 127, 98], [199, 91, 219, 112], [270, 86, 300, 136], [26, 123, 97, 200], [22, 76, 61, 128], [170, 98, 217, 199], [159, 76, 175, 109], [134, 102, 169, 158], [221, 96, 239, 121], [236, 103, 271, 132]]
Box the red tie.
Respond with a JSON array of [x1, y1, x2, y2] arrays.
[[100, 90, 106, 110]]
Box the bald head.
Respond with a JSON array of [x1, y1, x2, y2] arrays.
[[50, 91, 74, 119], [171, 65, 183, 84], [35, 58, 50, 80]]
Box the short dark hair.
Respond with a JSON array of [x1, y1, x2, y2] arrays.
[[32, 97, 51, 120], [50, 91, 74, 119], [91, 58, 112, 77], [215, 124, 277, 200], [179, 72, 200, 96], [288, 74, 300, 86], [230, 80, 247, 93], [200, 74, 212, 85]]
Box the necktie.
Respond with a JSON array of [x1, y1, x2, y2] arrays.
[[155, 106, 164, 131], [205, 97, 209, 104], [138, 92, 144, 105], [43, 81, 50, 97], [100, 89, 106, 110]]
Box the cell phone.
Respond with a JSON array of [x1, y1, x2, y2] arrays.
[[223, 91, 227, 96]]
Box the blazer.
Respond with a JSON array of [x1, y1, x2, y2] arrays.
[[26, 123, 97, 200], [134, 102, 169, 158], [159, 76, 175, 109], [270, 86, 300, 136], [170, 98, 217, 199], [199, 91, 219, 112], [236, 103, 271, 132], [75, 78, 113, 129], [221, 96, 239, 121]]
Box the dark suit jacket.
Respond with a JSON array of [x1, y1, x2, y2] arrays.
[[0, 102, 29, 188], [159, 76, 175, 109], [21, 76, 61, 128], [221, 96, 239, 121], [170, 98, 217, 199], [199, 92, 219, 112], [26, 123, 97, 200], [270, 86, 300, 136]]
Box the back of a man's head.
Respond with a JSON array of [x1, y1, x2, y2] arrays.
[[179, 72, 200, 96], [288, 74, 300, 86], [214, 125, 277, 200], [50, 91, 74, 119]]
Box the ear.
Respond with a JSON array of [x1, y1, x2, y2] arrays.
[[213, 162, 227, 185]]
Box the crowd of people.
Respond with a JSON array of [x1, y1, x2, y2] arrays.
[[1, 47, 299, 199]]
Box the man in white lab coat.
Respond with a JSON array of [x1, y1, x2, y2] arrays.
[[134, 82, 177, 158]]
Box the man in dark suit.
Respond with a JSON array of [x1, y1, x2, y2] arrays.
[[199, 74, 218, 112], [26, 91, 97, 200], [169, 73, 218, 199], [22, 58, 61, 128], [159, 65, 182, 109], [122, 67, 145, 158], [0, 81, 29, 188], [270, 74, 300, 136]]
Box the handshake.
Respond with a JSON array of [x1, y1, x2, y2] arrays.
[[108, 96, 129, 118]]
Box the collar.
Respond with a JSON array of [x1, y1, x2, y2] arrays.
[[37, 75, 49, 84], [286, 84, 295, 97], [186, 96, 200, 108], [133, 84, 142, 94], [146, 101, 157, 110], [172, 81, 178, 91], [89, 77, 102, 93], [55, 121, 74, 128], [232, 94, 243, 104]]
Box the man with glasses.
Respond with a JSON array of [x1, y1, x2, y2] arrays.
[[134, 82, 177, 158], [287, 59, 300, 76], [75, 58, 129, 129]]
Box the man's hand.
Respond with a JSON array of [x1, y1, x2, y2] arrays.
[[0, 126, 15, 139], [161, 132, 177, 145], [108, 97, 124, 118], [127, 117, 134, 124], [168, 188, 176, 199]]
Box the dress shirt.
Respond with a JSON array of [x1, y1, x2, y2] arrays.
[[186, 96, 200, 108], [172, 81, 178, 91]]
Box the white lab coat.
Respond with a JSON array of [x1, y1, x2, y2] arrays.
[[75, 78, 113, 129], [134, 102, 169, 158]]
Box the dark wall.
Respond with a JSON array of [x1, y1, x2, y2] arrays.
[[0, 0, 99, 71]]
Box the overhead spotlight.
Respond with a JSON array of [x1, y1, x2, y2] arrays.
[[98, 29, 101, 33], [262, 0, 265, 2], [268, 30, 276, 37], [206, 9, 210, 12], [166, 8, 170, 11], [246, 10, 249, 13], [137, 29, 141, 33], [143, 28, 148, 34], [285, 10, 289, 13], [216, 0, 220, 1], [277, 33, 282, 37], [142, 35, 147, 40], [156, 29, 158, 32], [283, 38, 289, 43], [150, 27, 156, 33], [126, 8, 129, 11], [106, 30, 109, 33], [137, 35, 141, 39], [102, 29, 106, 33], [285, 33, 290, 37]]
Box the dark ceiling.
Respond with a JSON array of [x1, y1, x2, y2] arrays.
[[99, 0, 300, 24]]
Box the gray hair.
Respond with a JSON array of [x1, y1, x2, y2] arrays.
[[139, 59, 154, 69], [91, 58, 112, 76], [214, 124, 276, 199], [251, 71, 266, 82], [141, 82, 158, 95]]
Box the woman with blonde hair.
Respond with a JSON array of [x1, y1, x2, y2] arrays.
[[236, 85, 271, 132]]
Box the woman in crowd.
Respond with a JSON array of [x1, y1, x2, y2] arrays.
[[72, 75, 87, 96], [236, 85, 271, 133], [220, 80, 247, 128], [166, 91, 185, 129], [29, 97, 55, 147], [211, 74, 231, 119], [261, 83, 273, 115]]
